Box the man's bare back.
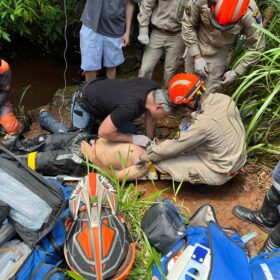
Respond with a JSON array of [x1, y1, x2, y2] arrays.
[[81, 139, 149, 180]]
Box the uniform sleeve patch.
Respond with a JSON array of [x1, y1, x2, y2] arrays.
[[253, 9, 263, 24]]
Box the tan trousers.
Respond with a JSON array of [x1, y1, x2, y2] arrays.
[[139, 29, 185, 87], [184, 49, 228, 93], [155, 154, 231, 185]]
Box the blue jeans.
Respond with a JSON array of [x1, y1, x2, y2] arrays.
[[40, 112, 69, 134], [273, 161, 280, 192]]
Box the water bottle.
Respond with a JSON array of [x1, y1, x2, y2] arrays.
[[39, 110, 69, 134]]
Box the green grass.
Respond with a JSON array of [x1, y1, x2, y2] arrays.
[[231, 20, 280, 158], [86, 163, 166, 279], [64, 146, 192, 280], [15, 85, 32, 132]]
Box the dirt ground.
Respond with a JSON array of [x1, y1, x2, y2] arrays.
[[142, 163, 273, 254], [23, 53, 277, 255]]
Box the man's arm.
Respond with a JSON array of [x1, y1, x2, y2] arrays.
[[122, 0, 135, 47], [233, 8, 266, 75], [92, 156, 149, 181], [145, 110, 156, 138], [140, 123, 206, 162], [137, 0, 156, 36], [98, 115, 132, 143], [115, 162, 149, 180], [181, 0, 202, 57]]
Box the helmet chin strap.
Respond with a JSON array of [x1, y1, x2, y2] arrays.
[[186, 86, 206, 112], [194, 94, 202, 111], [185, 96, 201, 112]]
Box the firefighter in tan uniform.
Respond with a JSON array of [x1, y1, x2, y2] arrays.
[[139, 73, 246, 186], [182, 0, 265, 93], [137, 0, 188, 87]]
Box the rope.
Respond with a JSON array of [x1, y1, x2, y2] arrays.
[[58, 0, 69, 125]]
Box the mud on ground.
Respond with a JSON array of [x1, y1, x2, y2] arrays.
[[142, 163, 273, 254]]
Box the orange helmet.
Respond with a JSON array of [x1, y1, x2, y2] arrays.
[[209, 0, 249, 31], [168, 73, 204, 105]]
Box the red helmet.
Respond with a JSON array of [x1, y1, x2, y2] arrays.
[[168, 73, 204, 105], [209, 0, 249, 31]]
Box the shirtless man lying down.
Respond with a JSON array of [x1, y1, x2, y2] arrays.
[[80, 138, 149, 180], [6, 131, 149, 180]]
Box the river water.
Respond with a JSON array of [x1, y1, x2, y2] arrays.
[[10, 59, 80, 111]]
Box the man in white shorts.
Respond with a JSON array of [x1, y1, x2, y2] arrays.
[[80, 0, 136, 81]]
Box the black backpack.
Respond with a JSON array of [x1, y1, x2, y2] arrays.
[[141, 199, 186, 254]]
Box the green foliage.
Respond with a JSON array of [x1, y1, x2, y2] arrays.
[[14, 85, 32, 132], [232, 23, 280, 156], [0, 0, 85, 53], [256, 0, 280, 40], [65, 270, 84, 280]]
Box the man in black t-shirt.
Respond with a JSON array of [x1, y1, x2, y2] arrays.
[[81, 78, 172, 147]]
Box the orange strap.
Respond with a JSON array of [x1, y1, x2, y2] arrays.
[[0, 112, 22, 134]]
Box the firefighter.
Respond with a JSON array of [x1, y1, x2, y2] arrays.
[[233, 161, 280, 252], [182, 0, 265, 93], [137, 0, 187, 87], [0, 58, 22, 137], [138, 73, 246, 186]]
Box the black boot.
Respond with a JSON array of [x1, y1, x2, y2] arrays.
[[233, 186, 280, 231], [261, 222, 280, 252]]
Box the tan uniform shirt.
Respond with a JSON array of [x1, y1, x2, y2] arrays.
[[141, 93, 246, 175], [138, 0, 189, 35], [182, 0, 265, 75]]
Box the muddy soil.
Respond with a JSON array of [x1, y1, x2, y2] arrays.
[[23, 50, 278, 254], [142, 164, 272, 254]]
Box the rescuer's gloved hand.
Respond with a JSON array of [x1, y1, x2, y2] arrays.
[[221, 70, 238, 85], [132, 134, 151, 147], [138, 34, 150, 45], [194, 57, 209, 78]]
